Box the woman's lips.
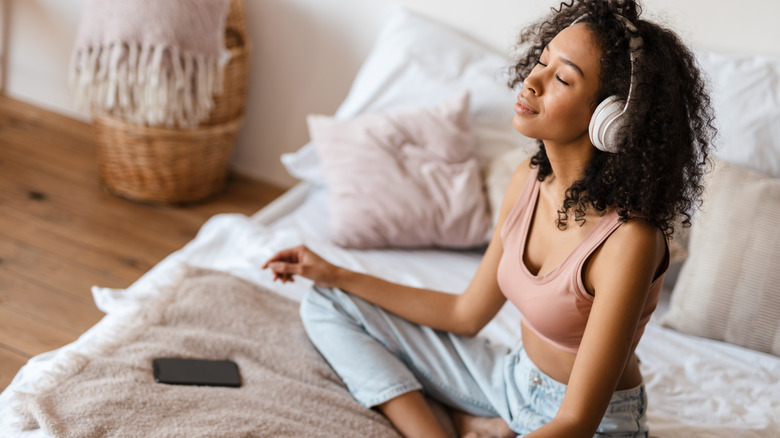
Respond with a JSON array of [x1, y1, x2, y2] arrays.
[[514, 99, 538, 115]]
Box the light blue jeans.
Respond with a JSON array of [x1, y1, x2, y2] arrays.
[[300, 286, 649, 437]]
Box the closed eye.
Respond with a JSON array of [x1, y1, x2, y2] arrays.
[[536, 60, 570, 86]]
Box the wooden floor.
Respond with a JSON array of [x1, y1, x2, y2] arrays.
[[0, 96, 285, 392]]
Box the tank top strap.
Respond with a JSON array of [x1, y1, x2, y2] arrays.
[[571, 210, 624, 293], [500, 166, 541, 241]]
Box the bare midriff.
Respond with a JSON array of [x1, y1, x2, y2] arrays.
[[521, 320, 643, 390]]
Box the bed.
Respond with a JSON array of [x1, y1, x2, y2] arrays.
[[2, 7, 779, 437]]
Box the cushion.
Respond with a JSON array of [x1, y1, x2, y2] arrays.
[[661, 159, 780, 356], [282, 7, 531, 185], [308, 92, 491, 249]]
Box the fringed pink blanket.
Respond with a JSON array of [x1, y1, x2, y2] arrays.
[[70, 0, 231, 127], [14, 268, 409, 437]]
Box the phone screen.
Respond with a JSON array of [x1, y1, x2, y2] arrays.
[[152, 358, 241, 387]]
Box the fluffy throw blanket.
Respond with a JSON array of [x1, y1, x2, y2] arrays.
[[14, 268, 407, 437], [70, 0, 232, 127]]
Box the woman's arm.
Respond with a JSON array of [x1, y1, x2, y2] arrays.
[[527, 219, 667, 437], [264, 159, 534, 337], [264, 244, 489, 335]]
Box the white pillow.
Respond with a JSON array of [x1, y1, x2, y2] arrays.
[[282, 7, 534, 184], [280, 142, 322, 183], [696, 50, 780, 178]]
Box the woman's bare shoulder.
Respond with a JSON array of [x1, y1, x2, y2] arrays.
[[589, 217, 667, 292], [608, 218, 666, 258]]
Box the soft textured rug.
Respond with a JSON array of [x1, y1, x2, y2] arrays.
[[14, 267, 407, 437]]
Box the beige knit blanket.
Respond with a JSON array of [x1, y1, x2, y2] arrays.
[[14, 268, 408, 437], [71, 0, 231, 127]]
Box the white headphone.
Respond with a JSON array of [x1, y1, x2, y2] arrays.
[[578, 14, 643, 153]]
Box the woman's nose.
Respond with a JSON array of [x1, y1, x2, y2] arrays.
[[523, 74, 540, 95]]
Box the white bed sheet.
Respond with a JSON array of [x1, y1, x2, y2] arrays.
[[1, 186, 778, 437]]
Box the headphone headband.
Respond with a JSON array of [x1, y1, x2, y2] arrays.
[[571, 13, 642, 48], [612, 15, 642, 112]]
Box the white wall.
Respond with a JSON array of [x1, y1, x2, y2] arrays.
[[5, 0, 780, 188]]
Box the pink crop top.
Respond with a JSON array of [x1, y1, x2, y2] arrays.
[[497, 166, 668, 354]]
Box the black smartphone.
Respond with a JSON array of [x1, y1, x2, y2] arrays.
[[152, 358, 242, 387]]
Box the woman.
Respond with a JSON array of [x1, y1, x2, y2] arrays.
[[264, 0, 714, 436]]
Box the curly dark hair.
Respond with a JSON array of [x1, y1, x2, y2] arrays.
[[508, 0, 716, 237]]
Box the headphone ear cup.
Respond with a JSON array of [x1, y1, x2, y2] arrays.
[[589, 95, 625, 153]]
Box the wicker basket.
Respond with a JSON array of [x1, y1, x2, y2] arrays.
[[94, 116, 244, 204], [202, 0, 249, 126], [93, 0, 249, 204]]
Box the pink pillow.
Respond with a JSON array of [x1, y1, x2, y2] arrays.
[[308, 92, 491, 249]]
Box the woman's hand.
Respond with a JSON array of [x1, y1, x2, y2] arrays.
[[262, 245, 343, 288]]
